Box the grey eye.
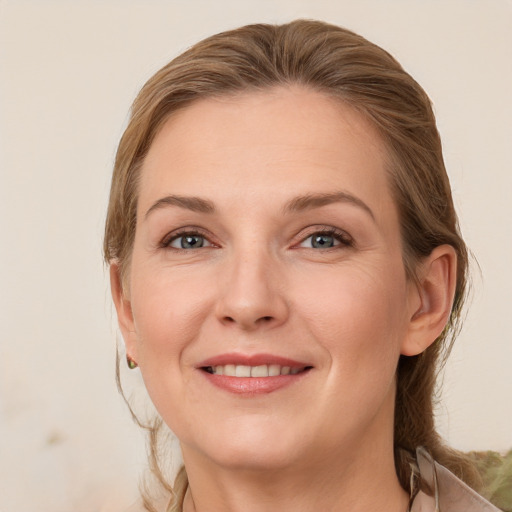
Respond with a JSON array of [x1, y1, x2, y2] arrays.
[[169, 234, 210, 249], [298, 229, 352, 250], [310, 234, 336, 248]]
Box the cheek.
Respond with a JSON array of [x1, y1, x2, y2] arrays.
[[293, 262, 409, 374], [128, 271, 210, 431], [128, 265, 215, 405]]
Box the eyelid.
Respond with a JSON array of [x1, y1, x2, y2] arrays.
[[294, 225, 354, 249], [158, 224, 353, 250], [160, 226, 217, 249]]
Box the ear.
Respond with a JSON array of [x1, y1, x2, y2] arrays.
[[110, 262, 139, 362], [401, 245, 458, 356]]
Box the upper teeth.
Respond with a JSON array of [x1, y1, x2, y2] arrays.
[[206, 364, 303, 377]]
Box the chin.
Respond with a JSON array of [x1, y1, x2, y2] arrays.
[[182, 416, 310, 471], [206, 442, 299, 472]]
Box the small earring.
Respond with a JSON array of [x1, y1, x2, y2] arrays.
[[126, 355, 138, 369]]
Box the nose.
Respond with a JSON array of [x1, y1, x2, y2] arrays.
[[215, 247, 289, 331]]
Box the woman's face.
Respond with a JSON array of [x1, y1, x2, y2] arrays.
[[115, 87, 421, 471]]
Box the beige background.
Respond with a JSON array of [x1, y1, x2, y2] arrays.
[[0, 1, 511, 511]]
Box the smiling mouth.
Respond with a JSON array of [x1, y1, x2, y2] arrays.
[[202, 364, 312, 377]]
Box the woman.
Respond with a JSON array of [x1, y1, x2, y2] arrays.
[[104, 20, 503, 512]]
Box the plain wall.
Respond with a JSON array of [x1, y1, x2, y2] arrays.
[[0, 1, 511, 511]]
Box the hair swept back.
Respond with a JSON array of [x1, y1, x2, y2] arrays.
[[104, 19, 480, 510]]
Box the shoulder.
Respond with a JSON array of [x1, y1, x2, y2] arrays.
[[412, 448, 504, 512]]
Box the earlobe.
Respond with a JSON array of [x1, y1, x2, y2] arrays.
[[401, 245, 457, 356], [110, 263, 138, 360]]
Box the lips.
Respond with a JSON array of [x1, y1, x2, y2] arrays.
[[196, 353, 313, 394]]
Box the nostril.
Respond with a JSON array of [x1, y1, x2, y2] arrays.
[[220, 314, 279, 328]]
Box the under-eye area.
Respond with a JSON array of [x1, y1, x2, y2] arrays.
[[202, 365, 314, 377]]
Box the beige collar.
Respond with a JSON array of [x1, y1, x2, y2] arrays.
[[411, 448, 501, 512]]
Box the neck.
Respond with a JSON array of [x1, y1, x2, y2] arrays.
[[181, 440, 408, 512]]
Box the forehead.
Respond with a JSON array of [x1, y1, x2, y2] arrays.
[[138, 86, 392, 214]]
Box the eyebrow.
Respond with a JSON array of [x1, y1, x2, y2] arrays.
[[284, 191, 375, 220], [145, 195, 215, 218], [144, 190, 375, 220]]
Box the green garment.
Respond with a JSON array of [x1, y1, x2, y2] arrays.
[[470, 449, 512, 512]]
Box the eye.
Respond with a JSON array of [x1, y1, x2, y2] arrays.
[[166, 232, 213, 249], [298, 229, 353, 249]]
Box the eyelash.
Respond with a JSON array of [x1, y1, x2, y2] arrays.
[[297, 227, 354, 250], [160, 228, 214, 250], [159, 226, 354, 251]]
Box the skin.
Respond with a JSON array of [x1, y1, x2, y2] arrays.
[[111, 86, 457, 512]]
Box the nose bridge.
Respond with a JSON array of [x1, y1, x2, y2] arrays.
[[216, 240, 288, 330]]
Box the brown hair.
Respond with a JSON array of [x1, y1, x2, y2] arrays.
[[104, 19, 479, 509]]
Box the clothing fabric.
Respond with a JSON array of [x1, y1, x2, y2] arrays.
[[411, 448, 502, 512]]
